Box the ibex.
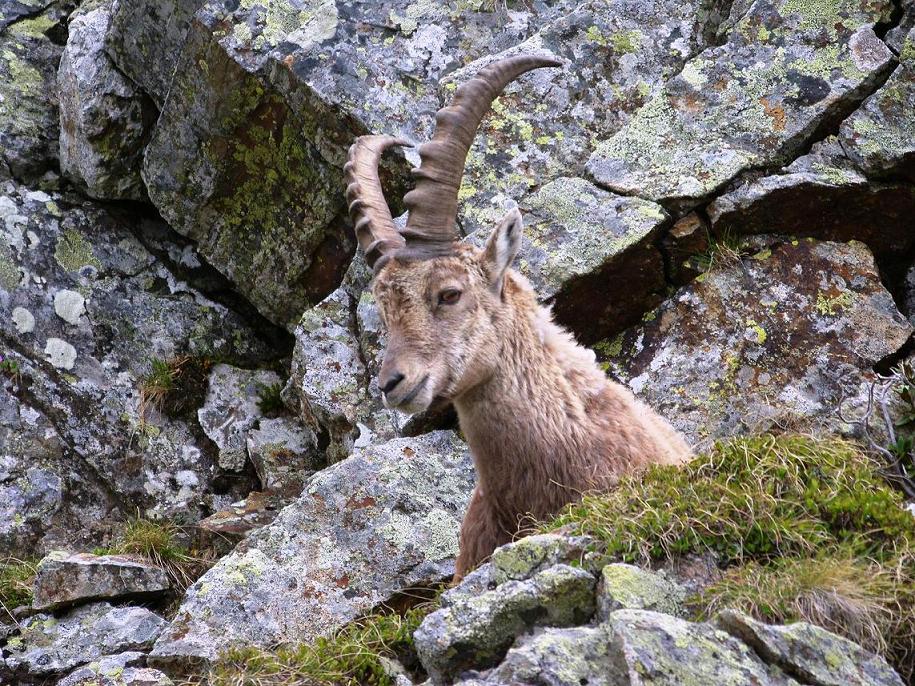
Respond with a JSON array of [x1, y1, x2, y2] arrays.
[[344, 54, 692, 579]]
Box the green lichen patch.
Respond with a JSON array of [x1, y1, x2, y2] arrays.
[[543, 433, 915, 678], [53, 228, 102, 272], [199, 600, 439, 686]]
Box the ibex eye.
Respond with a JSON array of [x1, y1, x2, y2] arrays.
[[439, 289, 462, 305]]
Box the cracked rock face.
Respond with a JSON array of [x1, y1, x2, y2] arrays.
[[149, 431, 474, 667], [598, 239, 913, 447], [587, 0, 895, 211], [0, 181, 277, 553], [57, 2, 155, 200]]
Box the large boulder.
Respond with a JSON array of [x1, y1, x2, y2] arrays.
[[0, 6, 66, 180], [0, 181, 279, 554], [139, 0, 720, 330], [106, 0, 204, 108], [1, 603, 166, 682], [587, 0, 896, 211], [598, 239, 913, 446], [58, 2, 156, 200], [149, 431, 474, 667]]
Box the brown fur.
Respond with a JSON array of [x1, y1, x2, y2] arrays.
[[371, 209, 692, 579]]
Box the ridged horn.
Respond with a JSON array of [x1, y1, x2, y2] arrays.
[[402, 53, 562, 244], [344, 135, 409, 268]]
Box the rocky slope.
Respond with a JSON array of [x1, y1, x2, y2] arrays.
[[1, 0, 915, 684]]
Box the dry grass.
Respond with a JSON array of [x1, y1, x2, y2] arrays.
[[0, 558, 36, 620]]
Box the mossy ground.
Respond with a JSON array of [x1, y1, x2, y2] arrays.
[[543, 434, 915, 679], [193, 600, 439, 686]]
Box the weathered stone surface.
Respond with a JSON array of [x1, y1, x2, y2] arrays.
[[0, 181, 278, 551], [56, 652, 153, 686], [599, 239, 913, 446], [840, 28, 915, 182], [717, 609, 905, 686], [414, 563, 597, 683], [32, 550, 170, 610], [708, 138, 915, 259], [0, 7, 64, 180], [0, 0, 55, 33], [597, 563, 686, 619], [2, 603, 166, 680], [197, 364, 282, 472], [602, 609, 795, 686], [886, 1, 915, 53], [246, 416, 319, 494], [197, 491, 287, 538], [149, 431, 474, 667], [587, 0, 895, 210], [107, 0, 203, 107], [513, 177, 669, 343], [58, 2, 155, 200], [61, 665, 174, 686], [904, 263, 915, 325], [142, 0, 716, 329]]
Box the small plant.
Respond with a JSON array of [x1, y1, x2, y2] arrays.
[[688, 229, 745, 275], [256, 381, 286, 416], [107, 516, 213, 592], [0, 558, 37, 619], [0, 355, 21, 381], [139, 355, 214, 420], [199, 600, 439, 686]]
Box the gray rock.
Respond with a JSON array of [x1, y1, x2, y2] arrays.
[[717, 609, 905, 686], [149, 431, 474, 667], [886, 0, 915, 54], [57, 652, 149, 686], [197, 364, 281, 472], [597, 563, 686, 619], [707, 138, 915, 260], [598, 239, 913, 447], [32, 550, 170, 611], [904, 263, 915, 325], [61, 666, 174, 686], [414, 563, 597, 683], [0, 0, 55, 33], [58, 2, 155, 200], [0, 8, 64, 180], [840, 27, 915, 182], [197, 491, 287, 538], [0, 181, 277, 552], [587, 0, 895, 210], [601, 609, 795, 686], [2, 603, 166, 679], [246, 416, 319, 494], [107, 0, 204, 107]]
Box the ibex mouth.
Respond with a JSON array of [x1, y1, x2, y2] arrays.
[[386, 374, 429, 409]]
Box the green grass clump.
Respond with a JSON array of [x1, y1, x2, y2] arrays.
[[0, 558, 37, 617], [105, 517, 213, 592], [543, 434, 915, 679], [199, 603, 436, 686], [139, 355, 214, 419]]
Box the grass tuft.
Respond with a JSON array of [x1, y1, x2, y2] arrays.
[[256, 381, 286, 417], [543, 434, 915, 679], [139, 355, 214, 420], [104, 517, 214, 593], [0, 558, 37, 619], [194, 602, 437, 686]]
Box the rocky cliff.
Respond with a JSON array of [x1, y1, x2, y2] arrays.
[[1, 0, 915, 684]]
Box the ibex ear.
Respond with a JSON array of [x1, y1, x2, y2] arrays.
[[482, 208, 523, 296]]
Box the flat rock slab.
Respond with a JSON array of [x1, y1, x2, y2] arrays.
[[1, 603, 165, 680], [587, 0, 895, 210], [32, 551, 170, 611], [708, 138, 915, 259], [599, 239, 913, 446], [149, 431, 474, 667]]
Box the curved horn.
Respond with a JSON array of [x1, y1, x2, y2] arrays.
[[344, 135, 409, 268], [402, 54, 562, 244]]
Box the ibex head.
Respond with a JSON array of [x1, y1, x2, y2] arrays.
[[344, 55, 561, 413]]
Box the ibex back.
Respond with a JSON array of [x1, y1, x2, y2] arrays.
[[344, 54, 692, 579]]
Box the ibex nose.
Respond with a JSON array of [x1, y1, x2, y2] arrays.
[[380, 372, 405, 395]]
